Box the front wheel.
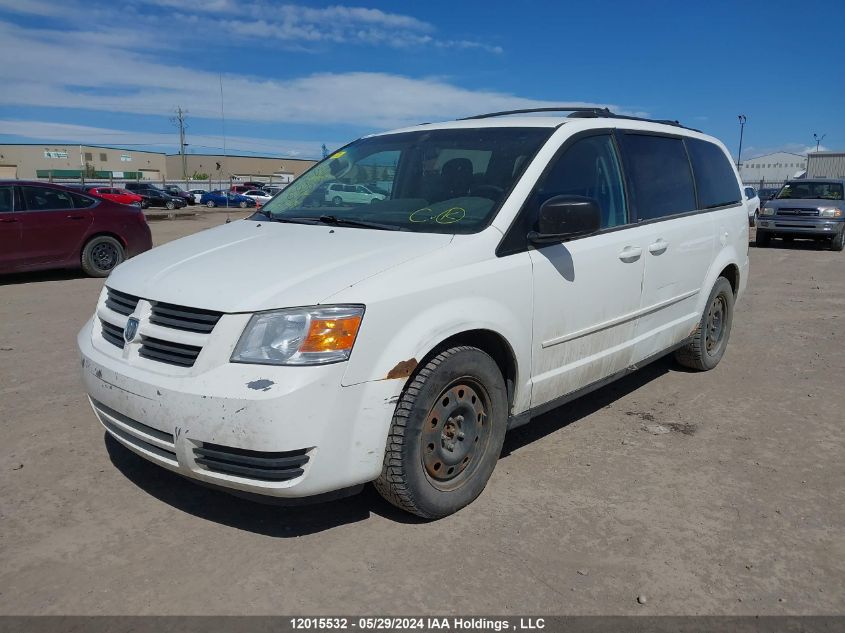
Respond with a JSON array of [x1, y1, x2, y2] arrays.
[[206, 200, 216, 208], [674, 277, 734, 371], [831, 231, 844, 252], [374, 346, 508, 519], [81, 235, 125, 277], [140, 199, 149, 209], [332, 196, 343, 206], [239, 201, 247, 208], [166, 200, 176, 210]]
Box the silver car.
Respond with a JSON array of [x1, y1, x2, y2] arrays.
[[756, 179, 845, 251]]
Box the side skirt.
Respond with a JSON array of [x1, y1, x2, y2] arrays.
[[507, 338, 692, 430]]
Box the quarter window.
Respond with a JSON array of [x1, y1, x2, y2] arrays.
[[619, 134, 696, 221], [534, 134, 628, 229], [686, 138, 742, 209]]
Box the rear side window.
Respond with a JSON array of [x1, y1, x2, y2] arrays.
[[686, 138, 742, 209], [22, 186, 75, 211], [70, 192, 97, 209], [619, 134, 696, 221]]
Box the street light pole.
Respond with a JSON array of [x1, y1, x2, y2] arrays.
[[813, 133, 826, 153], [737, 114, 747, 169]]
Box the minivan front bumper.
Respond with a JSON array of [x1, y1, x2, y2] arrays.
[[78, 318, 400, 499]]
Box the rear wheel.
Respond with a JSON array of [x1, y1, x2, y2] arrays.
[[756, 230, 771, 247], [206, 200, 216, 208], [332, 195, 343, 206], [140, 199, 149, 209], [374, 346, 508, 519], [675, 277, 734, 371], [166, 200, 176, 210], [832, 231, 844, 252], [81, 235, 125, 277], [239, 201, 247, 208]]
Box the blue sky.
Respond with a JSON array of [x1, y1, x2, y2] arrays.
[[0, 0, 842, 160]]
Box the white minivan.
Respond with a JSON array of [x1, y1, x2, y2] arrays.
[[78, 108, 749, 518]]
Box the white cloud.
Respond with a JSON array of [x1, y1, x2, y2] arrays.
[[742, 143, 829, 160], [0, 20, 630, 130]]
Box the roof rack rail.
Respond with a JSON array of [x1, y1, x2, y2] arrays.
[[459, 107, 612, 120], [458, 107, 699, 132]]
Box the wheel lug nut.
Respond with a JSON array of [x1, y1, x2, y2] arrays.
[[457, 431, 465, 440]]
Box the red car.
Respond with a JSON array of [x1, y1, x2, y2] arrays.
[[84, 186, 143, 206], [0, 181, 152, 277]]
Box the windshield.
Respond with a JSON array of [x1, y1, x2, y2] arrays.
[[258, 127, 552, 233], [776, 181, 843, 200]]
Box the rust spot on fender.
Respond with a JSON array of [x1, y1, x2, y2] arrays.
[[386, 358, 417, 380]]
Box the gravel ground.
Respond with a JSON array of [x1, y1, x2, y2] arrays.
[[0, 215, 842, 615]]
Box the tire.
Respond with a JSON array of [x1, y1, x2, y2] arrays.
[[832, 231, 845, 252], [166, 200, 175, 210], [674, 277, 734, 371], [239, 201, 247, 208], [749, 210, 758, 227], [332, 195, 343, 206], [206, 200, 216, 208], [374, 346, 508, 519], [81, 235, 125, 278], [140, 199, 149, 209], [756, 230, 771, 247], [782, 235, 794, 243]]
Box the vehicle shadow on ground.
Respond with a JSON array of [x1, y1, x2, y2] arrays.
[[104, 434, 426, 536], [0, 269, 88, 286], [501, 356, 675, 456], [105, 356, 678, 535]]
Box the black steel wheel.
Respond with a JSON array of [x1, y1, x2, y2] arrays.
[[375, 345, 508, 519], [81, 235, 125, 277], [675, 277, 734, 371]]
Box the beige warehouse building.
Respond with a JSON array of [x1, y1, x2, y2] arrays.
[[167, 154, 316, 184], [0, 144, 316, 183]]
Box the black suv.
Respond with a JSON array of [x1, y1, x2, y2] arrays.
[[124, 183, 187, 210]]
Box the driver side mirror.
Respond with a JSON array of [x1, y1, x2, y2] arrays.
[[528, 195, 602, 244]]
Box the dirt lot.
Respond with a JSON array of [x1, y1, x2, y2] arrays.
[[0, 215, 842, 615]]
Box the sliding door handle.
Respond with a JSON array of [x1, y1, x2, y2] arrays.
[[648, 239, 668, 255]]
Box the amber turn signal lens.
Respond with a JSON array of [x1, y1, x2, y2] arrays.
[[300, 315, 362, 353]]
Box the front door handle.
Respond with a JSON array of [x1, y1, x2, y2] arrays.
[[66, 214, 86, 220], [618, 245, 643, 262], [648, 239, 669, 255]]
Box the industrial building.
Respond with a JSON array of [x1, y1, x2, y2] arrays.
[[0, 144, 317, 184], [0, 144, 167, 180], [806, 152, 845, 179], [738, 151, 807, 185], [165, 153, 316, 185]]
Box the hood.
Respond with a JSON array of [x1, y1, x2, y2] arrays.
[[765, 198, 842, 210], [107, 219, 453, 312]]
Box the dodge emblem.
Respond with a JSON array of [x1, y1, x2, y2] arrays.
[[124, 317, 140, 343]]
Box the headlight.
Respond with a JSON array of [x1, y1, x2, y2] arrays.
[[761, 206, 775, 216], [820, 207, 843, 218], [231, 305, 364, 366]]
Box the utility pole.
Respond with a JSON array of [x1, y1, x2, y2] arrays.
[[321, 144, 329, 159], [172, 106, 189, 182], [736, 114, 747, 169], [813, 133, 826, 153]]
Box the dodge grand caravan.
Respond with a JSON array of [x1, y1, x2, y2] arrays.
[[78, 108, 749, 518]]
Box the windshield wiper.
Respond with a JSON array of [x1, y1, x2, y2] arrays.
[[263, 216, 322, 225], [317, 215, 402, 231]]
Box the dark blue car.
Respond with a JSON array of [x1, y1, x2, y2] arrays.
[[200, 190, 257, 208]]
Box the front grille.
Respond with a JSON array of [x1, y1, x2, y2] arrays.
[[139, 336, 202, 367], [778, 208, 819, 216], [193, 443, 310, 481], [150, 302, 222, 333], [106, 288, 140, 316], [92, 398, 178, 465], [101, 320, 125, 348]]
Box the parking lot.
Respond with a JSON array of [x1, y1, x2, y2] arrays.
[[0, 214, 843, 615]]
